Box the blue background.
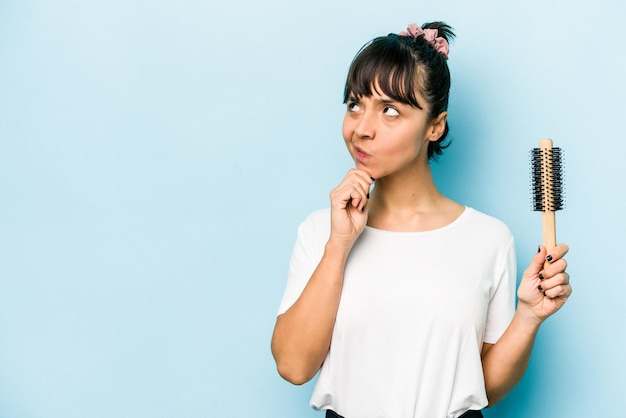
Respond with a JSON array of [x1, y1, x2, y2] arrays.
[[1, 0, 624, 417]]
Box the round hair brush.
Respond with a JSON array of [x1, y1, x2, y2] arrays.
[[530, 139, 565, 253]]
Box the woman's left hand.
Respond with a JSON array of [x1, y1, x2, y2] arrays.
[[517, 243, 572, 322]]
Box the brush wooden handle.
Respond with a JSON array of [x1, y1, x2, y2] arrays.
[[542, 210, 556, 253]]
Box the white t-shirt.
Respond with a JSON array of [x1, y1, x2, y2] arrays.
[[278, 207, 516, 418]]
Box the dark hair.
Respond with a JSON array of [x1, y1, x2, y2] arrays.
[[343, 22, 455, 160]]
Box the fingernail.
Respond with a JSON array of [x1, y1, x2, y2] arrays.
[[538, 285, 543, 291], [367, 192, 370, 199], [361, 206, 366, 212], [546, 254, 553, 262], [539, 273, 544, 280], [537, 245, 541, 253], [370, 177, 375, 181]]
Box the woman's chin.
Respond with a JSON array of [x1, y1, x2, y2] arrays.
[[353, 162, 376, 178]]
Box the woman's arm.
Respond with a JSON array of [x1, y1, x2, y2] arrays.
[[271, 239, 350, 385], [271, 169, 373, 385], [482, 244, 571, 406]]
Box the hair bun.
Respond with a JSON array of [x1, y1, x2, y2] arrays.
[[398, 23, 450, 59]]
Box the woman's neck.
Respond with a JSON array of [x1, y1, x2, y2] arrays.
[[366, 161, 464, 232]]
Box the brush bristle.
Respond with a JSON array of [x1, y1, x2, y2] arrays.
[[530, 147, 565, 211]]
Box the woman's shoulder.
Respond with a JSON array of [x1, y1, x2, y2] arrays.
[[297, 208, 331, 237], [462, 207, 513, 240], [302, 208, 331, 223]]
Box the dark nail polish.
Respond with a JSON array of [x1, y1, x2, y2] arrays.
[[367, 192, 370, 199], [361, 206, 366, 212], [539, 273, 544, 280], [370, 177, 375, 181], [537, 245, 541, 253], [546, 254, 553, 262], [538, 285, 543, 291]]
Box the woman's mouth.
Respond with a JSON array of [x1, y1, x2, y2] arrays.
[[354, 146, 370, 163]]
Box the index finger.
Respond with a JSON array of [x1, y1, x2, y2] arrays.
[[546, 243, 569, 263], [348, 168, 376, 185]]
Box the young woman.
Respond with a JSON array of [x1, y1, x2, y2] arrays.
[[271, 22, 572, 418]]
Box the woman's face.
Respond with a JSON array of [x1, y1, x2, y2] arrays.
[[342, 84, 442, 180]]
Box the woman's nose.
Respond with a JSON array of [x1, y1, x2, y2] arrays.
[[354, 111, 376, 139]]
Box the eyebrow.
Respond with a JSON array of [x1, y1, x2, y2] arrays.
[[347, 94, 423, 110], [378, 96, 423, 110], [348, 95, 400, 104], [377, 98, 400, 105], [372, 97, 413, 108]]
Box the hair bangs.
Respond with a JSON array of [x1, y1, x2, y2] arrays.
[[343, 35, 423, 109]]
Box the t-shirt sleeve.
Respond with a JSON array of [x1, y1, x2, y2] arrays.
[[277, 210, 329, 315], [483, 236, 517, 344]]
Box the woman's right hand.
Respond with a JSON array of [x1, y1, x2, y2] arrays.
[[328, 169, 374, 248]]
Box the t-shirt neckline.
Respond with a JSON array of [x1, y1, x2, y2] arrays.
[[363, 206, 471, 235]]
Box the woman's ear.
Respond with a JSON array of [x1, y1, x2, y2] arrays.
[[427, 111, 447, 142]]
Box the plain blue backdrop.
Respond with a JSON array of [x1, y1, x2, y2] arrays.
[[1, 0, 624, 417]]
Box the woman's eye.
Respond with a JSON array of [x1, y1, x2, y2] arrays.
[[383, 106, 399, 117], [348, 102, 360, 112]]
